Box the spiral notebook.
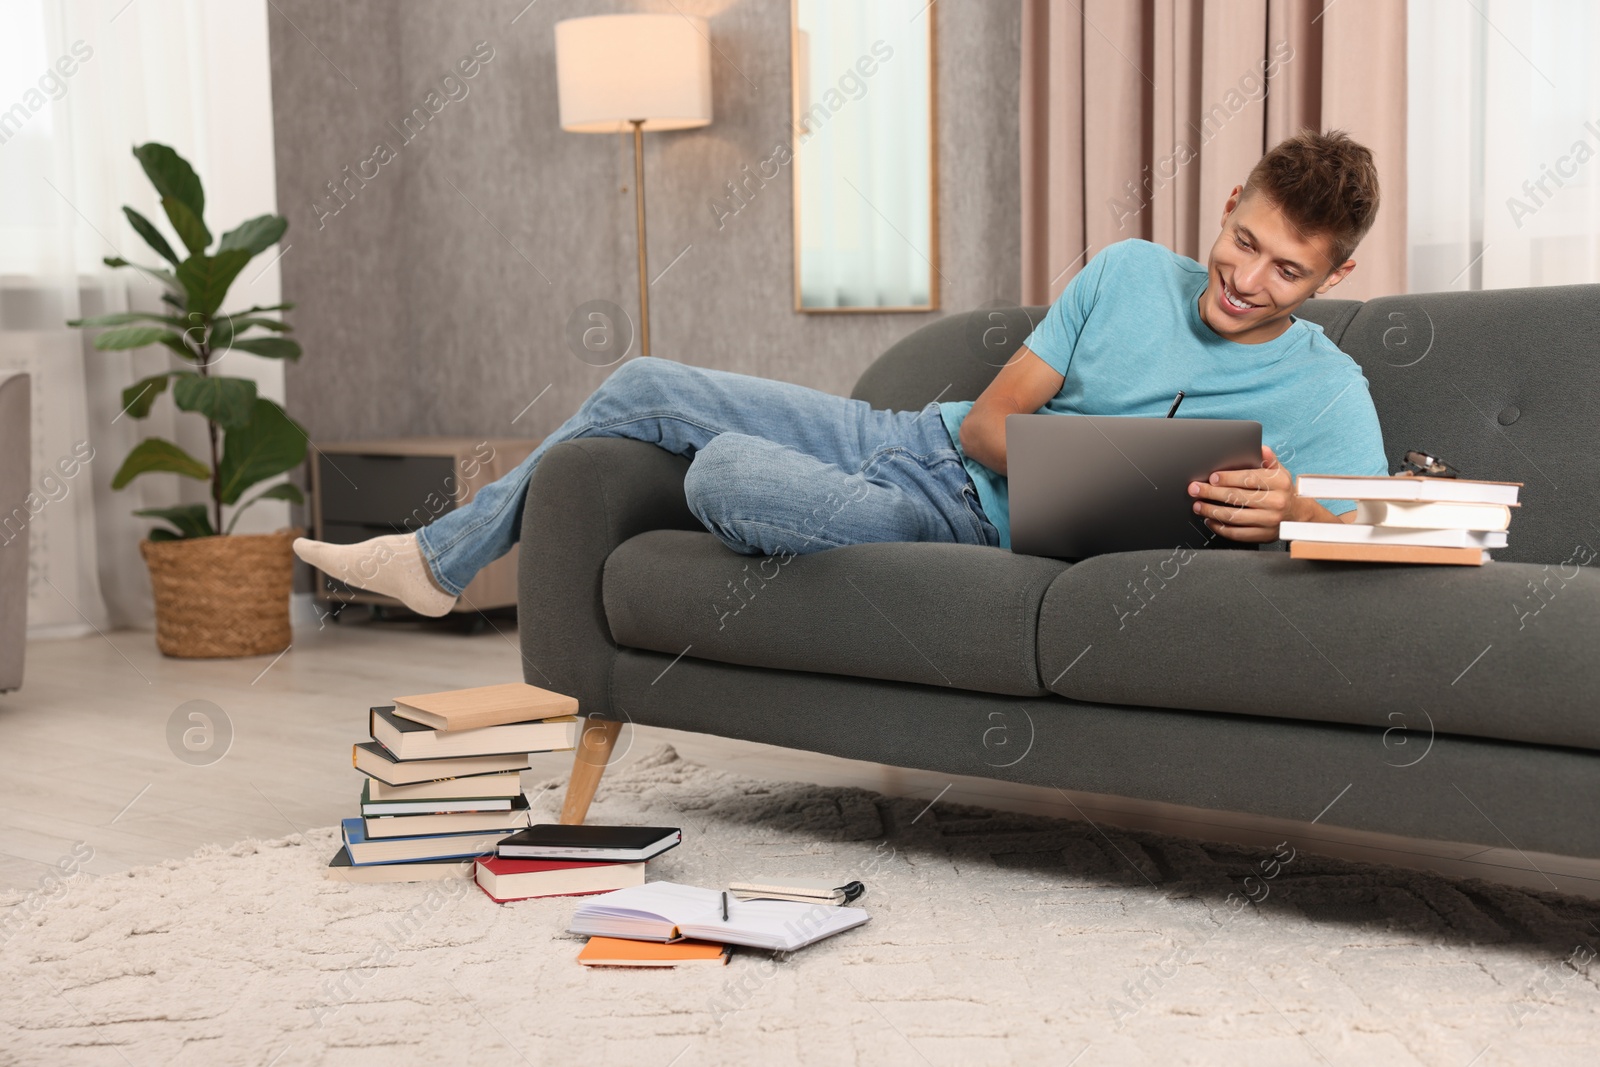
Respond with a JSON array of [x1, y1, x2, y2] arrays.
[[569, 882, 869, 951]]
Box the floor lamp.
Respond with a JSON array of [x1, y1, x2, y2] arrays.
[[555, 14, 713, 358]]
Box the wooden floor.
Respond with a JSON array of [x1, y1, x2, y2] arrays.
[[4, 615, 1598, 899]]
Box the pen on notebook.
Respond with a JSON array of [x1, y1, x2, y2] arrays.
[[1166, 391, 1186, 418], [721, 890, 729, 921]]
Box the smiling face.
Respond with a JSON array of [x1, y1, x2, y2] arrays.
[[1199, 185, 1355, 345]]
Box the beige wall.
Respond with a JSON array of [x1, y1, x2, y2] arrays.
[[267, 0, 1023, 446]]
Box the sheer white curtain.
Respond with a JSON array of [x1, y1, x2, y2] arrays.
[[0, 0, 285, 636], [794, 0, 933, 308], [1408, 0, 1600, 291]]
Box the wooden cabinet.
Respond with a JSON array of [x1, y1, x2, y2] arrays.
[[308, 437, 535, 615]]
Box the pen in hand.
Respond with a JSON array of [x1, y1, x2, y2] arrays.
[[1166, 391, 1186, 418], [721, 890, 729, 921]]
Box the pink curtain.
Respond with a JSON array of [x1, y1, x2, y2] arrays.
[[1021, 0, 1407, 304]]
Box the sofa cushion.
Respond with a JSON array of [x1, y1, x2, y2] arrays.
[[1037, 548, 1600, 751], [603, 530, 1070, 696]]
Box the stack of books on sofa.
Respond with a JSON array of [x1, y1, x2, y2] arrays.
[[327, 682, 579, 883], [1283, 474, 1521, 566]]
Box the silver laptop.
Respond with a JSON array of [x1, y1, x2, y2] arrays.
[[1006, 414, 1262, 559]]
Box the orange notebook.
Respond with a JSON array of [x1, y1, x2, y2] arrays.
[[1289, 540, 1490, 566], [576, 937, 731, 968]]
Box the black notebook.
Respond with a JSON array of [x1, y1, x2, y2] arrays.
[[496, 824, 682, 862]]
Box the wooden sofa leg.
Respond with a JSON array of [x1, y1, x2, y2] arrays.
[[559, 716, 623, 825]]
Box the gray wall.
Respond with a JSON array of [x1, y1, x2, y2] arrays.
[[268, 0, 1021, 445]]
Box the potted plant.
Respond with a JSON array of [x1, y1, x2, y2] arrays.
[[68, 142, 306, 659]]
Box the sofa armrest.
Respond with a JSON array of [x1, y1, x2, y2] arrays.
[[517, 438, 699, 714]]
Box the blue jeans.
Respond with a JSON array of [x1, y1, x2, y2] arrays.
[[415, 358, 1001, 595]]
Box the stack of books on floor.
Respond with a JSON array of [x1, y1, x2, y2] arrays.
[[1283, 474, 1522, 566], [474, 823, 681, 903], [327, 682, 579, 883]]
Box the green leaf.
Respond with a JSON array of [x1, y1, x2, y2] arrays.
[[92, 324, 179, 351], [67, 311, 185, 328], [216, 398, 307, 504], [252, 481, 304, 505], [132, 143, 204, 220], [121, 373, 174, 419], [122, 206, 181, 267], [157, 332, 201, 361], [230, 316, 291, 331], [218, 214, 287, 256], [103, 256, 180, 293], [211, 315, 290, 350], [161, 195, 211, 256], [236, 302, 295, 315], [224, 481, 303, 534], [227, 336, 302, 361], [146, 527, 183, 542], [175, 249, 252, 318], [134, 503, 215, 538], [172, 373, 257, 429], [111, 437, 211, 490]]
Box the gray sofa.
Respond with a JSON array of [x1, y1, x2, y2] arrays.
[[1, 373, 30, 693], [520, 286, 1600, 860]]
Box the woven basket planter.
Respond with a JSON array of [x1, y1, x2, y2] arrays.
[[140, 529, 299, 659]]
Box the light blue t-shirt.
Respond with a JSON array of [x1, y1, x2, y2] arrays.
[[939, 239, 1389, 550]]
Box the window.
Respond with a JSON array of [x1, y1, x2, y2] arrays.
[[1409, 0, 1600, 290]]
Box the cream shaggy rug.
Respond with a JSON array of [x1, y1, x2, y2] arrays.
[[3, 747, 1598, 1067]]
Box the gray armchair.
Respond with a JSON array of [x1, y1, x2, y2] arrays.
[[1, 373, 30, 692]]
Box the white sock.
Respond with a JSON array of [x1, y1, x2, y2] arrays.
[[292, 533, 457, 618]]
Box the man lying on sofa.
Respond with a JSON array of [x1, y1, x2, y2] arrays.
[[295, 128, 1388, 617]]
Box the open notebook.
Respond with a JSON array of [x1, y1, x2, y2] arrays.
[[569, 882, 869, 952]]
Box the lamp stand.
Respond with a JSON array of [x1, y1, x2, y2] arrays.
[[630, 118, 651, 357]]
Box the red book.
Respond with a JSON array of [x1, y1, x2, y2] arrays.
[[473, 855, 646, 903]]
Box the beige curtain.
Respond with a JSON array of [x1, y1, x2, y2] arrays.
[[1020, 0, 1406, 304]]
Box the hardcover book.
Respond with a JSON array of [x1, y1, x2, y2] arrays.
[[391, 682, 579, 732], [473, 855, 646, 903], [325, 846, 472, 884], [363, 794, 531, 839], [1296, 473, 1521, 507], [729, 877, 867, 906], [365, 773, 524, 803], [1288, 540, 1490, 566], [1352, 499, 1512, 531], [496, 824, 682, 862], [340, 817, 516, 865], [370, 706, 576, 761], [353, 741, 529, 787], [1279, 521, 1506, 550], [360, 778, 517, 816]]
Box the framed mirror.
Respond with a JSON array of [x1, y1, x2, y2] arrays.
[[790, 1, 937, 312]]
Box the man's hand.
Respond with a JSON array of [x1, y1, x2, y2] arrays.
[[1187, 445, 1309, 543]]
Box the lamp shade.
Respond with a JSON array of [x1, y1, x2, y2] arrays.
[[554, 14, 713, 133]]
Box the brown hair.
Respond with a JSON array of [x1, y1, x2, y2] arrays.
[[1243, 129, 1380, 269]]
